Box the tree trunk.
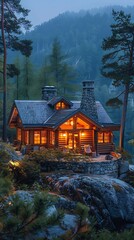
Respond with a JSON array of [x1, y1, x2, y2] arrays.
[[1, 0, 7, 142], [25, 57, 29, 99], [16, 74, 19, 100], [119, 84, 129, 150]]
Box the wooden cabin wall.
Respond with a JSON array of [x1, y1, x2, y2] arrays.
[[58, 132, 67, 148], [97, 143, 115, 154], [58, 130, 94, 151], [80, 130, 94, 150]]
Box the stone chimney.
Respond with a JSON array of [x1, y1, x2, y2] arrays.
[[42, 86, 57, 101], [80, 80, 98, 122]]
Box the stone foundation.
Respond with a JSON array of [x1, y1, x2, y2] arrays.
[[41, 158, 122, 177]]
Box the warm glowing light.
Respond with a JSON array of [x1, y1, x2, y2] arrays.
[[61, 132, 67, 137], [9, 161, 20, 167], [70, 120, 73, 126], [63, 133, 67, 137], [81, 131, 85, 136]]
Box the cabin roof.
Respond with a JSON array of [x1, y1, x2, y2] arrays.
[[44, 108, 101, 128], [14, 100, 53, 125], [71, 100, 113, 124], [9, 99, 119, 129]]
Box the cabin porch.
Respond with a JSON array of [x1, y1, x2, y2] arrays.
[[13, 126, 115, 156]]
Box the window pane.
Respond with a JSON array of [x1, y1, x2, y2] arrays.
[[55, 101, 68, 110], [25, 131, 29, 144], [50, 131, 55, 145], [104, 133, 110, 143], [98, 133, 103, 143], [76, 117, 89, 129], [55, 102, 61, 109], [61, 102, 66, 108], [60, 118, 73, 129], [34, 131, 40, 144], [41, 130, 47, 144], [17, 128, 21, 141]]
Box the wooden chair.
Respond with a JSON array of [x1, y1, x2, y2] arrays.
[[84, 145, 92, 155]]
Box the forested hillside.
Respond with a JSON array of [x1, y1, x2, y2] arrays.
[[6, 6, 134, 156]]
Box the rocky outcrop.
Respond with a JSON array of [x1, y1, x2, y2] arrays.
[[44, 174, 134, 230], [6, 190, 79, 240], [119, 160, 129, 179]]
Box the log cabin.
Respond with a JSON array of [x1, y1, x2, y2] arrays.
[[8, 80, 120, 154]]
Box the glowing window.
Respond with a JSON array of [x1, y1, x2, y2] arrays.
[[55, 102, 61, 109], [17, 128, 21, 141], [76, 117, 89, 129], [61, 102, 66, 108], [50, 131, 55, 145], [98, 133, 103, 143], [34, 131, 40, 144], [60, 118, 74, 130], [98, 132, 110, 143], [104, 133, 110, 143], [55, 101, 68, 110], [41, 130, 47, 144], [25, 131, 29, 144]]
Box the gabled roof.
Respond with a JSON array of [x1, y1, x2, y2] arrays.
[[14, 100, 53, 126], [44, 108, 102, 129], [9, 99, 120, 130], [48, 96, 73, 107], [44, 109, 79, 127]]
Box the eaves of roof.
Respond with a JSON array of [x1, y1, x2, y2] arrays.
[[101, 123, 120, 131], [8, 102, 23, 126]]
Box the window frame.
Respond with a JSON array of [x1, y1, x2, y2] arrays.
[[34, 130, 47, 145], [98, 132, 111, 143]]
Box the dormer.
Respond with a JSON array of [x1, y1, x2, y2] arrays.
[[48, 97, 73, 110]]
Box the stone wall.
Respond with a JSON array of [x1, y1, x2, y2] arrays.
[[41, 158, 121, 177]]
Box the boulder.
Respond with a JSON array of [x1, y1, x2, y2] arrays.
[[5, 190, 79, 240], [129, 164, 134, 172], [45, 174, 134, 230], [119, 161, 129, 177]]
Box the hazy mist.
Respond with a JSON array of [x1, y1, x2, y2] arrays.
[[22, 0, 134, 26]]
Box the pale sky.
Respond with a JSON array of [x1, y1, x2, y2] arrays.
[[21, 0, 134, 26]]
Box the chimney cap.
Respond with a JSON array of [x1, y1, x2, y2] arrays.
[[42, 85, 56, 89], [82, 80, 94, 88], [42, 85, 57, 101]]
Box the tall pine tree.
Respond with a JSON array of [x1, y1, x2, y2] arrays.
[[0, 0, 32, 141], [101, 10, 134, 150], [42, 39, 76, 96]]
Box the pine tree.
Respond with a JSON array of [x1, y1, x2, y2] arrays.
[[49, 39, 66, 92], [22, 56, 34, 100], [42, 38, 76, 96], [101, 10, 134, 149], [0, 0, 32, 141]]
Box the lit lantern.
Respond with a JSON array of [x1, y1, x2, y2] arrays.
[[81, 131, 85, 136], [63, 133, 67, 137]]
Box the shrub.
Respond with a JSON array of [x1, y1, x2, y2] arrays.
[[0, 150, 10, 162], [9, 160, 40, 185], [24, 148, 74, 164]]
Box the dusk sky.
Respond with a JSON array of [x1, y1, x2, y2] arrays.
[[21, 0, 134, 26]]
